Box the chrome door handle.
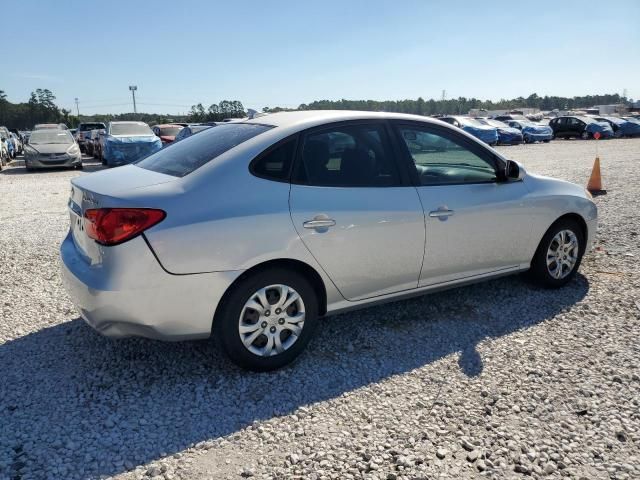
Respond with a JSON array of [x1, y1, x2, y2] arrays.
[[303, 219, 336, 229], [429, 209, 455, 218]]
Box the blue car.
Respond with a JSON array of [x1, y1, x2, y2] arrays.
[[477, 118, 523, 145], [593, 116, 640, 138], [100, 121, 162, 167], [505, 119, 554, 143], [440, 116, 499, 145]]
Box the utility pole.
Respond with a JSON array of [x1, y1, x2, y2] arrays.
[[129, 85, 138, 114], [74, 97, 80, 117], [441, 90, 446, 101]]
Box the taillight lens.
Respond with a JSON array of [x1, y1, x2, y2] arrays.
[[84, 208, 165, 246]]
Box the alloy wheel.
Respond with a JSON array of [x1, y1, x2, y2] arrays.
[[238, 284, 305, 357], [546, 230, 579, 279]]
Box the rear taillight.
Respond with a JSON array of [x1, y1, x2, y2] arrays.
[[84, 208, 165, 246]]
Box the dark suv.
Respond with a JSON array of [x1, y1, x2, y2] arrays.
[[76, 122, 106, 152], [548, 116, 614, 140]]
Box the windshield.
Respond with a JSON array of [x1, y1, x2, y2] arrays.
[[29, 130, 74, 144], [602, 117, 624, 125], [458, 117, 485, 127], [79, 123, 106, 131], [136, 123, 272, 177], [479, 119, 508, 128], [110, 123, 153, 136], [159, 126, 182, 137]]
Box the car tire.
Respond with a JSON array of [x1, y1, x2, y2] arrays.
[[76, 163, 84, 170], [214, 268, 320, 371], [528, 218, 585, 289], [543, 139, 551, 143], [580, 131, 590, 140]]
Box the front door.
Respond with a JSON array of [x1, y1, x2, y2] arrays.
[[392, 122, 532, 286], [289, 122, 425, 301]]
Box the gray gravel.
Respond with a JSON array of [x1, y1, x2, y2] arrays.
[[1, 140, 639, 480]]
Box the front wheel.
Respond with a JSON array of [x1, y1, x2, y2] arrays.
[[214, 269, 319, 371], [528, 219, 585, 288]]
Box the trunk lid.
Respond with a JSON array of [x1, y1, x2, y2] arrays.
[[68, 165, 176, 264]]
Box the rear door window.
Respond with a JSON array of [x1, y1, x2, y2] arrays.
[[292, 123, 401, 187], [136, 123, 272, 177]]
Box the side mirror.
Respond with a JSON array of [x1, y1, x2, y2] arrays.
[[505, 159, 525, 181]]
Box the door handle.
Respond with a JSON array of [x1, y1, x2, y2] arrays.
[[303, 219, 336, 229], [428, 209, 455, 218]]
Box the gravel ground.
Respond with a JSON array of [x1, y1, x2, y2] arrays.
[[1, 140, 639, 480]]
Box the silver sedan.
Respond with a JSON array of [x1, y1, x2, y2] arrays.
[[60, 111, 597, 370], [25, 129, 82, 170]]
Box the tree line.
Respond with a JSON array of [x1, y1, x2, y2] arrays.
[[0, 88, 631, 130], [265, 93, 629, 116]]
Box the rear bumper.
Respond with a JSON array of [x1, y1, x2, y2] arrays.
[[60, 232, 242, 340]]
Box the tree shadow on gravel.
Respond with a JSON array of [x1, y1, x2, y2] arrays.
[[0, 273, 589, 479]]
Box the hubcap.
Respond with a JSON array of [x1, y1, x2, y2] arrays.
[[238, 284, 305, 357], [546, 230, 579, 279]]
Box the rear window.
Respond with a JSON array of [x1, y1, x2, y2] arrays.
[[111, 123, 153, 135], [136, 123, 273, 177], [79, 123, 106, 131], [159, 126, 182, 136]]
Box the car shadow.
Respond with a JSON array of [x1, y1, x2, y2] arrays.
[[0, 274, 589, 478]]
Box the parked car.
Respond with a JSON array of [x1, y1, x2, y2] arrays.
[[61, 110, 597, 371], [152, 124, 184, 145], [99, 121, 162, 167], [75, 122, 106, 153], [548, 116, 614, 140], [90, 129, 104, 158], [505, 119, 554, 143], [440, 116, 498, 145], [591, 116, 640, 138], [34, 123, 68, 130], [173, 124, 213, 142], [10, 132, 23, 155], [23, 129, 82, 170], [0, 135, 8, 168], [475, 118, 523, 145], [85, 129, 97, 156], [439, 116, 499, 145], [0, 129, 15, 159]]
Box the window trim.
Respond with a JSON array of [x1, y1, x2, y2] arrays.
[[248, 133, 300, 183], [290, 119, 410, 188], [389, 120, 507, 187]]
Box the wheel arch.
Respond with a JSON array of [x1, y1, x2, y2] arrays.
[[533, 212, 588, 260], [212, 258, 328, 333]]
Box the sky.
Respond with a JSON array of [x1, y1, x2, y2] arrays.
[[1, 0, 639, 115]]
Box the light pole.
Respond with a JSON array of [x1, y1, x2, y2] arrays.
[[129, 85, 138, 114], [74, 97, 80, 117]]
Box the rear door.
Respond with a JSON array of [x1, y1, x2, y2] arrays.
[[391, 121, 532, 286], [289, 121, 425, 301]]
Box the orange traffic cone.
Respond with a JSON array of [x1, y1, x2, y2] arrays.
[[587, 156, 606, 196]]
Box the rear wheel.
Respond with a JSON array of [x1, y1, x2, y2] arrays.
[[529, 219, 585, 288], [580, 130, 590, 140], [214, 268, 319, 371]]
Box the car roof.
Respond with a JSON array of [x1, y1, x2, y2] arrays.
[[155, 124, 183, 128], [242, 110, 454, 130], [109, 121, 148, 125]]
